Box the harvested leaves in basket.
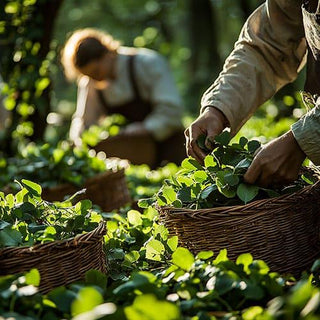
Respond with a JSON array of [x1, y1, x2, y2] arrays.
[[139, 132, 318, 209], [0, 141, 110, 191], [0, 179, 102, 248]]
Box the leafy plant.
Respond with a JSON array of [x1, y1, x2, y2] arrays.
[[126, 163, 179, 202], [81, 114, 127, 147], [0, 141, 112, 190], [142, 132, 317, 209], [0, 180, 102, 248]]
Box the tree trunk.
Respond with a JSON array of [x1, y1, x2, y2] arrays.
[[29, 0, 64, 141], [188, 0, 220, 111]]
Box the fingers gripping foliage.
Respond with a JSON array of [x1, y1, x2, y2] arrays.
[[145, 132, 316, 209]]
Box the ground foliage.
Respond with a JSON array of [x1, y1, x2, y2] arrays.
[[0, 141, 110, 190], [1, 169, 320, 319], [0, 180, 101, 248], [81, 114, 127, 148]]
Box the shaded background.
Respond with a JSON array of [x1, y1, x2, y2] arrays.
[[0, 0, 306, 153]]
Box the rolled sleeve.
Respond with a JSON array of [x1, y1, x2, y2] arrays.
[[291, 97, 320, 164], [201, 0, 306, 135]]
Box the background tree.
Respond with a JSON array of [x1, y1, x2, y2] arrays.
[[0, 0, 63, 155]]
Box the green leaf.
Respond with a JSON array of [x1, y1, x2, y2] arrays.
[[237, 183, 259, 204], [200, 185, 217, 199], [124, 251, 140, 264], [162, 186, 177, 204], [216, 178, 236, 198], [124, 294, 180, 320], [242, 306, 264, 320], [145, 239, 165, 261], [167, 236, 178, 252], [204, 155, 216, 168], [172, 247, 195, 271], [214, 249, 228, 264], [247, 140, 261, 154], [25, 268, 40, 286], [239, 136, 248, 148], [224, 173, 240, 186], [138, 198, 154, 208], [193, 170, 208, 183], [0, 227, 22, 247], [236, 253, 253, 273], [85, 270, 107, 290], [243, 281, 265, 300], [128, 210, 142, 226], [196, 134, 210, 153], [48, 287, 77, 313], [181, 158, 203, 171], [196, 251, 214, 260], [21, 179, 42, 197], [214, 131, 231, 146], [71, 287, 104, 316], [235, 158, 251, 171], [0, 221, 10, 230], [177, 186, 192, 202], [53, 149, 64, 163]]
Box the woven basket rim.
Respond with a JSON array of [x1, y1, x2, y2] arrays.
[[0, 221, 106, 256], [158, 180, 320, 217]]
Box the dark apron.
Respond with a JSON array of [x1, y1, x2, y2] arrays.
[[96, 55, 186, 167], [303, 0, 320, 95]]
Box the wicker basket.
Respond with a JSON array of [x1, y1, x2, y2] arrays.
[[158, 181, 320, 275], [42, 169, 131, 211], [0, 222, 107, 293]]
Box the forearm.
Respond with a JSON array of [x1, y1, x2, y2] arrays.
[[201, 0, 306, 134], [291, 96, 320, 164]]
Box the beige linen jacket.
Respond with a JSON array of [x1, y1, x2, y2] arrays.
[[201, 0, 320, 164]]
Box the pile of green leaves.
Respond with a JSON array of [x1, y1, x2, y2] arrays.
[[0, 180, 102, 248], [142, 132, 315, 209], [0, 141, 108, 190], [104, 207, 179, 282], [81, 114, 127, 147]]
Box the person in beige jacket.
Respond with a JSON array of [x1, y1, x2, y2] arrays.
[[185, 0, 320, 187], [62, 28, 185, 166]]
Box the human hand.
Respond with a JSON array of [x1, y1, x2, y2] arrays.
[[184, 107, 229, 163], [121, 122, 149, 136], [244, 131, 306, 187]]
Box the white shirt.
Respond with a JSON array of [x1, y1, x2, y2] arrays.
[[69, 47, 184, 143]]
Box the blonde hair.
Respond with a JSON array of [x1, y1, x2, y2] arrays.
[[61, 28, 120, 81]]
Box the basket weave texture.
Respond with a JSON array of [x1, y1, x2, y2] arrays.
[[159, 182, 320, 275], [0, 222, 107, 293], [42, 169, 131, 211]]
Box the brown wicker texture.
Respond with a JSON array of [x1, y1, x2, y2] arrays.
[[42, 169, 131, 211], [158, 181, 320, 275], [0, 222, 107, 293]]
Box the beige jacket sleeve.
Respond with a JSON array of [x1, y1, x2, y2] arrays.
[[201, 0, 306, 135], [291, 96, 320, 164], [136, 52, 184, 141]]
